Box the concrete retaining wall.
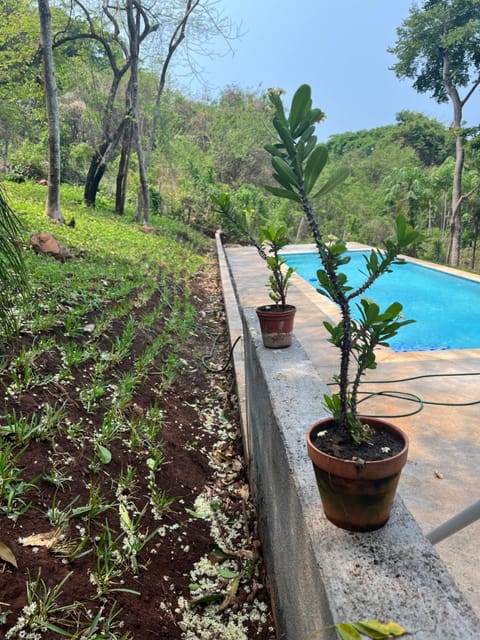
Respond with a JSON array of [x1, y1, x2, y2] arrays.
[[240, 309, 479, 639], [216, 234, 480, 639]]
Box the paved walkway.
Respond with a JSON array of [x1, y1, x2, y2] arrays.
[[223, 242, 480, 617]]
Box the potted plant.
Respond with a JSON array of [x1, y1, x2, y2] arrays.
[[211, 193, 296, 348], [264, 84, 421, 531]]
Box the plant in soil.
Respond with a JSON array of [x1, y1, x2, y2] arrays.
[[211, 192, 295, 309], [264, 85, 421, 456]]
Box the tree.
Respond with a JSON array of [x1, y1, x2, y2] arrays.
[[125, 0, 153, 223], [134, 0, 200, 222], [393, 110, 454, 166], [132, 0, 236, 222], [383, 165, 432, 255], [389, 0, 480, 266], [53, 1, 157, 208], [38, 0, 64, 222]]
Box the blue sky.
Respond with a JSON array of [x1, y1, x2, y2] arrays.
[[181, 0, 480, 141]]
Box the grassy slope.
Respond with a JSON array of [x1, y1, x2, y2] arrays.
[[0, 183, 275, 639]]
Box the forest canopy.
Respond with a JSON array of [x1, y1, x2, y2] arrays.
[[1, 0, 480, 270]]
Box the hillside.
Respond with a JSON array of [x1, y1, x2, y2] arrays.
[[0, 183, 275, 639]]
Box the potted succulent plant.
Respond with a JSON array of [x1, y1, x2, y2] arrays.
[[264, 84, 421, 531], [211, 193, 296, 348]]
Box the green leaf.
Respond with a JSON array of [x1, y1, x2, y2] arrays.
[[272, 116, 296, 156], [267, 90, 288, 125], [96, 444, 111, 464], [119, 503, 132, 530], [110, 587, 141, 595], [264, 143, 285, 158], [190, 592, 226, 608], [304, 145, 329, 194], [217, 567, 240, 579], [41, 622, 72, 637], [0, 541, 17, 568], [352, 620, 408, 638], [300, 124, 315, 143], [336, 623, 362, 640], [272, 156, 299, 189], [185, 508, 205, 519], [288, 84, 312, 133], [313, 167, 349, 198], [264, 185, 302, 203]]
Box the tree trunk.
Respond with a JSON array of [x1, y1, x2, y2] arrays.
[[471, 211, 479, 270], [442, 52, 465, 267], [115, 120, 133, 215], [136, 0, 199, 221], [38, 0, 64, 223], [126, 0, 149, 224], [447, 129, 464, 266], [84, 146, 108, 207]]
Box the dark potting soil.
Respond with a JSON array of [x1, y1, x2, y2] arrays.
[[311, 421, 405, 462]]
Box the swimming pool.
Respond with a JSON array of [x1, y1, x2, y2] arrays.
[[283, 251, 480, 352]]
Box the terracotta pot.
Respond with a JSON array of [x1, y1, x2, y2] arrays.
[[256, 304, 296, 349], [306, 417, 409, 532]]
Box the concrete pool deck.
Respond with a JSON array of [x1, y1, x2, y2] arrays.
[[223, 241, 480, 617]]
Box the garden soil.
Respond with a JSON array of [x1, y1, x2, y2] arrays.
[[0, 254, 276, 639]]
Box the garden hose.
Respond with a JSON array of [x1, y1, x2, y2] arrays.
[[328, 372, 480, 419], [201, 334, 242, 373]]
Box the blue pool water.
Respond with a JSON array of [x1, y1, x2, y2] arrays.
[[283, 251, 480, 352]]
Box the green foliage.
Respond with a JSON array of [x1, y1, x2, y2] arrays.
[[327, 126, 397, 158], [394, 110, 455, 166], [0, 183, 28, 338], [9, 141, 48, 180], [211, 191, 295, 306], [389, 0, 480, 102], [264, 85, 420, 441], [335, 619, 407, 639], [382, 164, 432, 247]]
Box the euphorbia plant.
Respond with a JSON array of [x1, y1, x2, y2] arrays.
[[211, 192, 295, 308], [264, 85, 421, 443]]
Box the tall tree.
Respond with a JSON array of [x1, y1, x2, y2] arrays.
[[134, 0, 200, 221], [54, 0, 157, 208], [389, 0, 480, 266], [125, 0, 150, 223], [38, 0, 64, 222]]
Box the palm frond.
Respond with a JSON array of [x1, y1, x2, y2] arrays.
[[0, 182, 28, 336]]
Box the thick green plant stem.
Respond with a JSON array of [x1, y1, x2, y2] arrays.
[[298, 190, 353, 430]]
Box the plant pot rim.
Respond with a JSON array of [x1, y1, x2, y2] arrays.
[[256, 304, 296, 312], [306, 416, 409, 480]]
